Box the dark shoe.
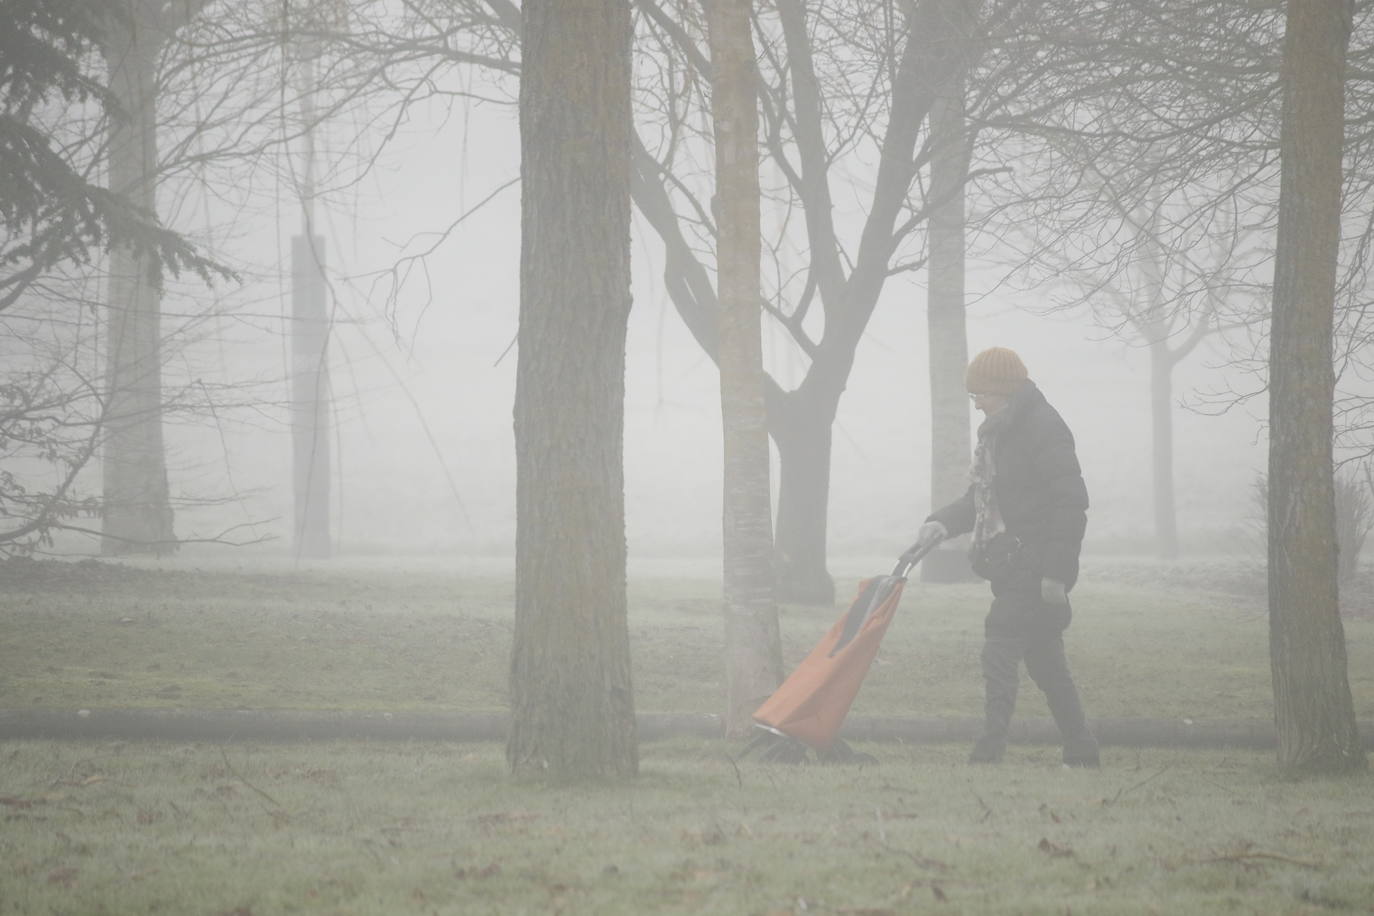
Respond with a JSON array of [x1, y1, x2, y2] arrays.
[[740, 730, 811, 764], [816, 738, 878, 766], [968, 735, 1005, 764], [1062, 742, 1100, 768], [758, 736, 810, 764]]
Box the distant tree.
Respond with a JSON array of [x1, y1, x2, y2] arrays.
[[1267, 0, 1365, 775], [961, 2, 1299, 558], [98, 1, 205, 556], [506, 0, 638, 780], [705, 0, 782, 736], [0, 331, 104, 553], [0, 0, 221, 310], [0, 0, 231, 554], [1028, 175, 1253, 558]]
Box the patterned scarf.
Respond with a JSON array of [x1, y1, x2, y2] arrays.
[[969, 406, 1012, 556]]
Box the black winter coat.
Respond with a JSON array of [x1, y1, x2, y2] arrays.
[[927, 380, 1089, 589]]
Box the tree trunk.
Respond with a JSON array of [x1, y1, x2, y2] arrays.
[[101, 7, 174, 556], [1136, 219, 1181, 562], [922, 72, 974, 584], [291, 233, 332, 559], [1148, 337, 1178, 559], [773, 391, 837, 605], [291, 50, 332, 560], [1267, 0, 1365, 775], [507, 0, 637, 781], [706, 0, 783, 736]]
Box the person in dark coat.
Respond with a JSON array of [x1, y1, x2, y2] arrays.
[[912, 347, 1099, 766]]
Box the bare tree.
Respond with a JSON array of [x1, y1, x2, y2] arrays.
[[960, 2, 1298, 557], [705, 0, 782, 736], [0, 0, 238, 553], [506, 0, 638, 780], [631, 0, 988, 603], [1267, 0, 1365, 775], [99, 0, 215, 556]]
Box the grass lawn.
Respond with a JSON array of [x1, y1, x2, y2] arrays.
[[2, 555, 1372, 913], [1, 739, 1372, 914], [1, 554, 1371, 725]]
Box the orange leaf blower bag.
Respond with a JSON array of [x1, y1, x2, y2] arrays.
[[752, 574, 907, 750]]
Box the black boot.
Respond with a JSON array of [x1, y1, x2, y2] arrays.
[[817, 738, 878, 766], [1024, 630, 1098, 768], [968, 734, 1006, 764], [972, 634, 1021, 764], [1062, 736, 1100, 767]]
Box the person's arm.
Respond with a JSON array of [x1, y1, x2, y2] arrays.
[[1033, 419, 1088, 587], [926, 484, 976, 539]]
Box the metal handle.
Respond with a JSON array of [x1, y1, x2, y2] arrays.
[[893, 538, 941, 578]]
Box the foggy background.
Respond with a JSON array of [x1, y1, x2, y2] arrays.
[[135, 95, 1268, 567]]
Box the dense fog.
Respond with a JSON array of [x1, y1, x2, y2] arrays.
[[130, 100, 1271, 567]]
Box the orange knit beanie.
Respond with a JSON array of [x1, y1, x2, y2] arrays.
[[965, 347, 1028, 395]]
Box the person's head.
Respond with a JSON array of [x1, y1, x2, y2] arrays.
[[965, 346, 1028, 416]]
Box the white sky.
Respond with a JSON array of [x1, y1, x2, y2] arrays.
[[154, 92, 1270, 565]]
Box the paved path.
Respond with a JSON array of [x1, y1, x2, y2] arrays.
[[3, 708, 1370, 749]]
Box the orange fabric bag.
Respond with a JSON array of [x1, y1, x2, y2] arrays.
[[752, 574, 908, 749]]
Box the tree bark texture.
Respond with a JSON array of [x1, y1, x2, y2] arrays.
[[773, 392, 838, 604], [101, 5, 174, 556], [1268, 0, 1365, 775], [706, 0, 783, 737], [507, 0, 638, 780], [922, 67, 974, 584]]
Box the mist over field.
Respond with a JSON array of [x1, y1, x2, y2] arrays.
[[120, 102, 1272, 567]]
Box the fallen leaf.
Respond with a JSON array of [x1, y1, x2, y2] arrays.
[[47, 867, 78, 888], [454, 863, 502, 880], [475, 811, 539, 828], [1038, 837, 1074, 858]]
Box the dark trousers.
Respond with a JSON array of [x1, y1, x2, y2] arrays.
[[980, 576, 1097, 761]]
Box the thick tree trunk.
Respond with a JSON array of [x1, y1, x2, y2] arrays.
[[1268, 0, 1364, 775], [773, 393, 837, 605], [102, 9, 174, 556], [507, 0, 637, 781], [1148, 339, 1178, 559], [922, 75, 974, 584], [706, 0, 783, 735]]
